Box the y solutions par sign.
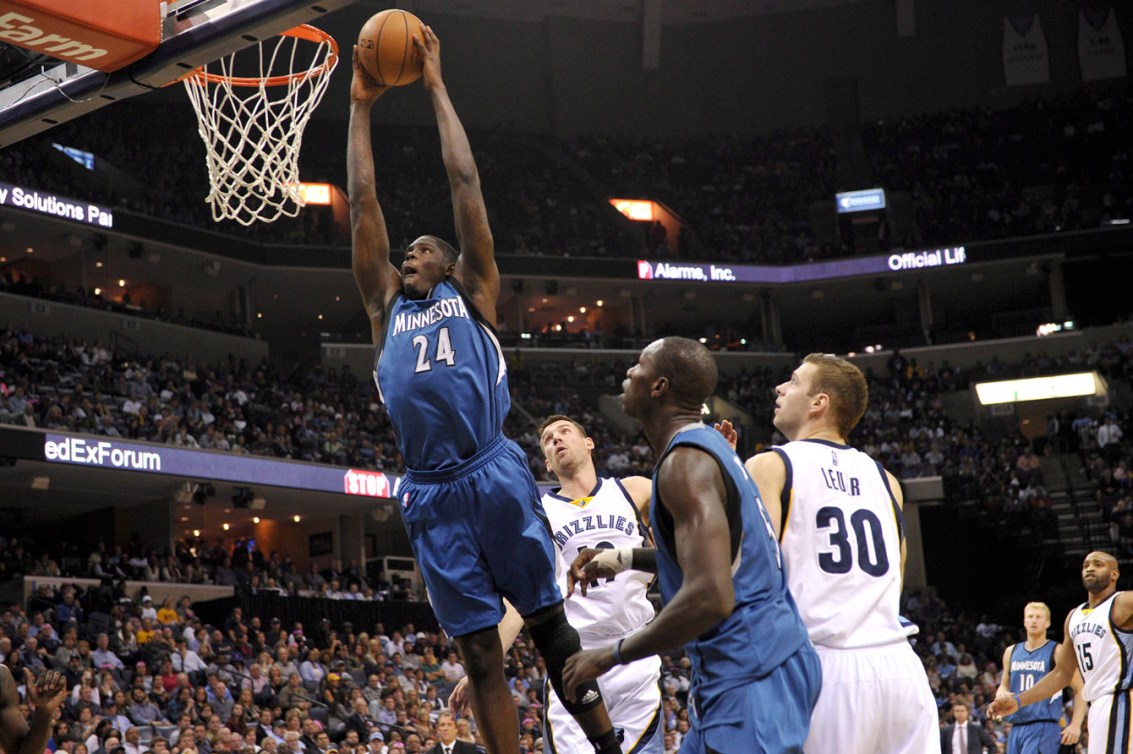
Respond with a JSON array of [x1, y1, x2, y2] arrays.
[[0, 181, 113, 227]]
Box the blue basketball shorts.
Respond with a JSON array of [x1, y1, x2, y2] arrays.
[[399, 434, 563, 637], [1006, 721, 1062, 754], [679, 642, 821, 754]]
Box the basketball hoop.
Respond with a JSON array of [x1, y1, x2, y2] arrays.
[[181, 24, 338, 226]]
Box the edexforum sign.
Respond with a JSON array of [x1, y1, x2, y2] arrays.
[[44, 437, 161, 471]]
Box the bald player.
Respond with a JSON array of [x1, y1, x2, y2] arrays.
[[988, 552, 1133, 754]]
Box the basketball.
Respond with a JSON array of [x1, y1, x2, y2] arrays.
[[357, 9, 425, 86]]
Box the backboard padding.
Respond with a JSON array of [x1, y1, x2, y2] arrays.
[[0, 0, 356, 149]]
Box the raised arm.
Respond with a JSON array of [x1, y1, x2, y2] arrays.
[[347, 47, 398, 345], [414, 26, 498, 317], [562, 447, 736, 700], [0, 666, 67, 754]]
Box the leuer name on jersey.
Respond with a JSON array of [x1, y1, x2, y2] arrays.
[[818, 466, 861, 496]]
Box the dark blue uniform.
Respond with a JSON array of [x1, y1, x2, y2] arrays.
[[1006, 640, 1063, 754], [649, 426, 820, 753], [375, 280, 560, 636]]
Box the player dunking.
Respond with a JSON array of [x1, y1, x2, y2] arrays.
[[720, 353, 937, 754], [995, 602, 1084, 754], [347, 27, 621, 754], [563, 337, 820, 753], [988, 552, 1133, 754], [452, 415, 662, 753]]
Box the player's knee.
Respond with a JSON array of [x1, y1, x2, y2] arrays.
[[526, 603, 580, 673], [455, 628, 502, 685], [525, 606, 604, 714]]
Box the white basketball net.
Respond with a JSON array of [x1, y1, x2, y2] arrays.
[[182, 26, 338, 226]]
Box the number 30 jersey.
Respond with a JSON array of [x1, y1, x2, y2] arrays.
[[541, 477, 654, 641], [374, 280, 510, 472], [772, 439, 913, 649], [1069, 592, 1133, 702]]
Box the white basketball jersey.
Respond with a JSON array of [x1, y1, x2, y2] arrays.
[[775, 440, 913, 649], [1069, 592, 1133, 703], [541, 477, 654, 640]]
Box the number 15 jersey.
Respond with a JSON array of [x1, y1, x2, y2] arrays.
[[772, 439, 913, 649], [1069, 592, 1133, 703]]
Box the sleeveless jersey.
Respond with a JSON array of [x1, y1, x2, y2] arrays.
[[773, 439, 913, 649], [374, 280, 509, 472], [1006, 640, 1062, 724], [650, 425, 809, 686], [541, 477, 654, 640], [1069, 592, 1133, 703]]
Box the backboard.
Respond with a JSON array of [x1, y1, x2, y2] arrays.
[[0, 0, 357, 148]]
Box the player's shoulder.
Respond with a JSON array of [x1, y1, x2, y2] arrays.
[[616, 475, 652, 499]]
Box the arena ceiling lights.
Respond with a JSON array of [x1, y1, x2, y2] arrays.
[[974, 372, 1105, 406]]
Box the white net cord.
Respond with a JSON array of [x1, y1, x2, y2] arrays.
[[183, 28, 337, 226]]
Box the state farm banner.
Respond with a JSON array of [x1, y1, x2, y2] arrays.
[[0, 0, 160, 72], [1003, 15, 1050, 86], [1079, 7, 1127, 81]]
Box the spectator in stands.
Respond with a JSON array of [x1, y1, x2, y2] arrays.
[[127, 688, 164, 725], [92, 635, 123, 671]]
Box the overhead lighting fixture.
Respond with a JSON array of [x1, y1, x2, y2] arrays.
[[974, 372, 1104, 405]]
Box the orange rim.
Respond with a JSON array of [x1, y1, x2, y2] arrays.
[[178, 24, 338, 87]]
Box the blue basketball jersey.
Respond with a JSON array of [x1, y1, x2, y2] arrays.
[[374, 280, 509, 472], [1007, 640, 1062, 724], [649, 425, 810, 690]]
